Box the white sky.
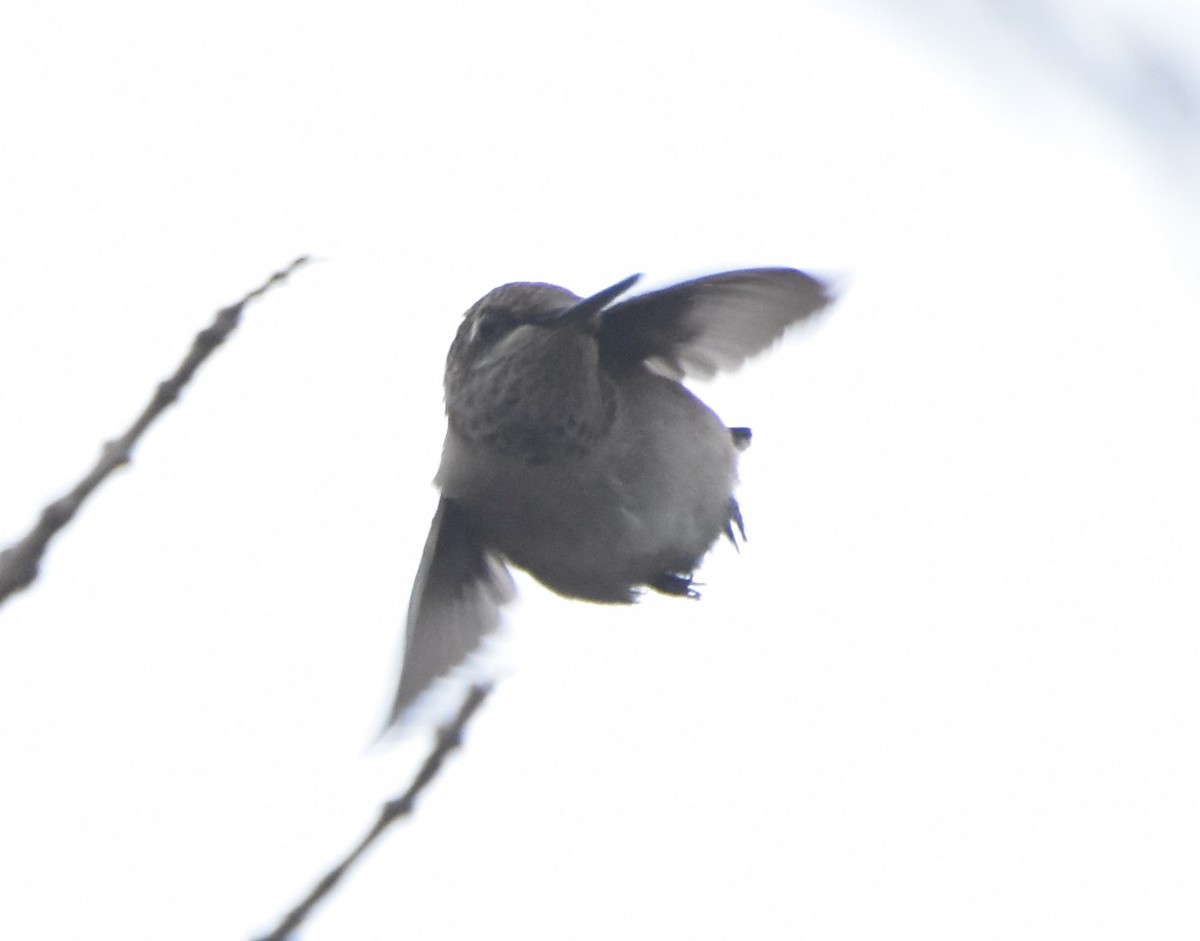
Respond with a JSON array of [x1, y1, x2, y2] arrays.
[[1, 1, 1197, 939]]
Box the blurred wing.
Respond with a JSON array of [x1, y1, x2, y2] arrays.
[[385, 497, 515, 732], [597, 268, 834, 379]]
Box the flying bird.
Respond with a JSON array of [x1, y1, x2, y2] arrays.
[[387, 267, 833, 730]]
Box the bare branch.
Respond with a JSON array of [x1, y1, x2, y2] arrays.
[[0, 256, 311, 609], [255, 685, 493, 941]]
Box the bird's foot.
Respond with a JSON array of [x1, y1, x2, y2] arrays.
[[723, 497, 747, 548], [729, 426, 752, 451], [650, 571, 701, 599]]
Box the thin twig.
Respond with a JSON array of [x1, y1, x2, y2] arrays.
[[0, 256, 310, 609], [256, 685, 493, 941]]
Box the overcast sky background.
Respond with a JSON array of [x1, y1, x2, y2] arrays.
[[1, 1, 1198, 939]]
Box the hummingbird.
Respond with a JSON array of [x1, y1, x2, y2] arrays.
[[386, 268, 833, 730]]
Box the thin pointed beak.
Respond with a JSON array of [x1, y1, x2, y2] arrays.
[[557, 273, 641, 324]]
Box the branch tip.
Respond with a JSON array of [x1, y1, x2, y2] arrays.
[[258, 684, 493, 940], [0, 257, 311, 608]]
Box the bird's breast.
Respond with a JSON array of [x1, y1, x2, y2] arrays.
[[445, 326, 615, 463], [436, 370, 739, 602]]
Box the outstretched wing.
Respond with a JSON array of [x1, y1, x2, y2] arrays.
[[385, 497, 515, 732], [597, 268, 833, 379]]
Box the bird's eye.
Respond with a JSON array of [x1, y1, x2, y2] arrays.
[[475, 307, 515, 344]]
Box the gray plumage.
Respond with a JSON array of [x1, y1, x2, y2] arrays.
[[386, 268, 832, 730]]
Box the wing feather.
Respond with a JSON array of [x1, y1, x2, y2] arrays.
[[598, 268, 833, 379], [385, 497, 515, 732]]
